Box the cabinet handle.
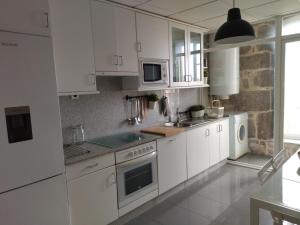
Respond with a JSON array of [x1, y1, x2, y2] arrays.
[[110, 173, 116, 185], [137, 42, 142, 52], [184, 75, 188, 82], [113, 55, 119, 65], [168, 138, 176, 143], [43, 12, 49, 28], [88, 74, 96, 85], [220, 125, 223, 132], [205, 129, 210, 136], [84, 163, 99, 170], [119, 56, 123, 66]]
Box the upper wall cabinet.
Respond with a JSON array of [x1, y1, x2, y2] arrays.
[[170, 22, 204, 87], [49, 0, 98, 95], [136, 13, 169, 60], [91, 1, 138, 76], [0, 0, 50, 36]]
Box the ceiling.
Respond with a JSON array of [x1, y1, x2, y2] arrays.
[[106, 0, 300, 31]]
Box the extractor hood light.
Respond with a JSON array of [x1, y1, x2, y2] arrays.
[[214, 0, 255, 44]]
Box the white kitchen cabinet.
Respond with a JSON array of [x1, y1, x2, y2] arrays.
[[0, 0, 50, 36], [209, 122, 221, 167], [219, 119, 230, 161], [170, 22, 205, 87], [68, 165, 118, 225], [91, 1, 138, 76], [49, 0, 98, 95], [208, 119, 230, 166], [157, 133, 187, 194], [136, 13, 169, 60], [186, 126, 210, 179]]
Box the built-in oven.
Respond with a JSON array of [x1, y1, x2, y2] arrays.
[[115, 141, 158, 215], [139, 59, 169, 87]]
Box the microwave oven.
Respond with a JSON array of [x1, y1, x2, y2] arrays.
[[139, 59, 169, 86]]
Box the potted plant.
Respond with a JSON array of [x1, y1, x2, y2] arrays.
[[204, 69, 208, 84], [147, 93, 159, 109], [189, 105, 205, 118]]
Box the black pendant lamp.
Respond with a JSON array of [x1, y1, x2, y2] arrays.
[[214, 0, 255, 44]]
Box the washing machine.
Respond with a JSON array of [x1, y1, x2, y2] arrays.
[[228, 112, 249, 160]]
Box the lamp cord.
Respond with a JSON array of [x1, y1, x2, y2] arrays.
[[233, 0, 235, 8]]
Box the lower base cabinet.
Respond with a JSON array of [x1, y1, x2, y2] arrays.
[[186, 126, 210, 179], [68, 166, 118, 225], [157, 133, 187, 194]]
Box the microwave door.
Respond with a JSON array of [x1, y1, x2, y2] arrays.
[[143, 64, 162, 83]]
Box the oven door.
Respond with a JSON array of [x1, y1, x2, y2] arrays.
[[116, 152, 158, 208]]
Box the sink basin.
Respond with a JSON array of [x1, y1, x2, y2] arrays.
[[177, 118, 216, 128]]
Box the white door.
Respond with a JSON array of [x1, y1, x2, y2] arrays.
[[219, 120, 230, 161], [209, 122, 221, 166], [157, 133, 187, 194], [0, 0, 50, 36], [188, 27, 204, 86], [136, 13, 169, 59], [0, 32, 64, 193], [186, 126, 210, 179], [0, 175, 69, 225], [91, 1, 118, 73], [68, 166, 118, 225], [170, 22, 189, 87], [49, 0, 97, 95], [115, 7, 138, 73]]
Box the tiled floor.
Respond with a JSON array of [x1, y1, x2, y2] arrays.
[[122, 165, 290, 225]]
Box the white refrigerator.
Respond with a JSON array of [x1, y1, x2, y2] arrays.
[[0, 31, 69, 225]]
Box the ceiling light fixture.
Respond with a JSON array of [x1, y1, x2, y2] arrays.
[[214, 0, 255, 44]]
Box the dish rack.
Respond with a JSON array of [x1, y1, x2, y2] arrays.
[[207, 100, 224, 118]]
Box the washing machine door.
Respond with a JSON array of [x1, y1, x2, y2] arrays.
[[237, 123, 246, 144]]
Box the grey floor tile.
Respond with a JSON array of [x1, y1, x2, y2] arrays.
[[123, 165, 280, 225]]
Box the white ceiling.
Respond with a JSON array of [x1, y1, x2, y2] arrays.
[[107, 0, 300, 30]]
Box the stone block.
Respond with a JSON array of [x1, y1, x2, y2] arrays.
[[238, 90, 271, 111], [240, 46, 252, 56], [257, 111, 274, 140], [240, 52, 273, 70], [248, 118, 256, 138], [249, 140, 266, 155], [255, 43, 275, 52], [253, 70, 274, 87]]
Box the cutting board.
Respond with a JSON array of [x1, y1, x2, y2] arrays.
[[141, 126, 185, 137]]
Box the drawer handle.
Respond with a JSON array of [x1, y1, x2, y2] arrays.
[[168, 138, 176, 143], [84, 163, 99, 170], [107, 173, 116, 186]]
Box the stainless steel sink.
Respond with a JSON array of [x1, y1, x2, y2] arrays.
[[176, 118, 217, 128]]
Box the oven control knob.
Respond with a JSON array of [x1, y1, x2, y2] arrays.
[[150, 146, 154, 150], [133, 151, 138, 156], [146, 147, 150, 151]]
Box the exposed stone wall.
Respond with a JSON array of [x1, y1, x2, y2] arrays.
[[213, 21, 276, 156]]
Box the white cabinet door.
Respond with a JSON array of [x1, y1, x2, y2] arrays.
[[49, 0, 97, 95], [136, 13, 169, 59], [91, 1, 138, 75], [0, 0, 50, 36], [186, 126, 210, 179], [219, 119, 230, 161], [91, 1, 118, 73], [209, 122, 221, 167], [157, 133, 187, 194], [68, 166, 118, 225], [0, 175, 69, 225]]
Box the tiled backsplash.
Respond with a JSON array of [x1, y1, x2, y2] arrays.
[[59, 77, 203, 144]]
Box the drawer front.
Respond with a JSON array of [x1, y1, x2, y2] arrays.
[[66, 153, 115, 180]]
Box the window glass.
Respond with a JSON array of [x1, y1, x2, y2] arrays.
[[282, 14, 300, 36]]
